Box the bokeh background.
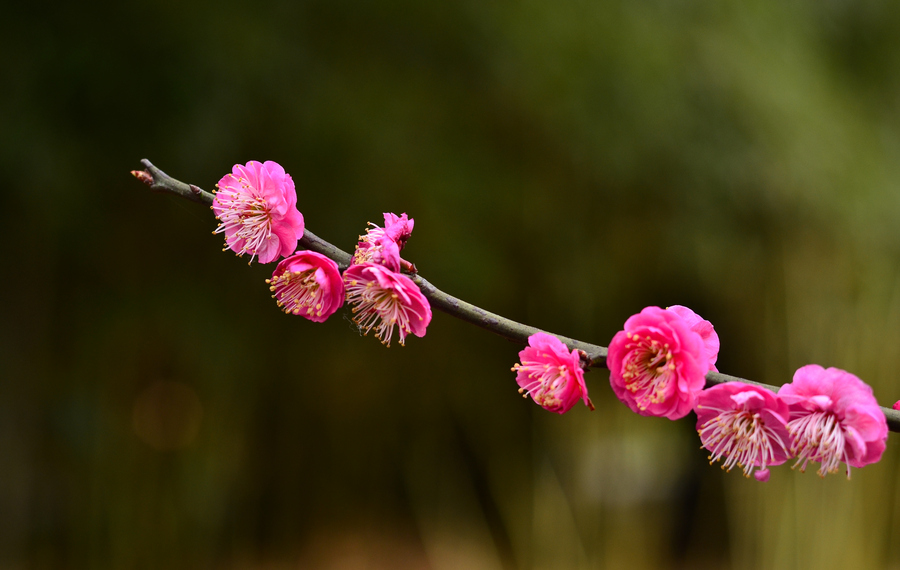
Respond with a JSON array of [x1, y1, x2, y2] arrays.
[[5, 0, 900, 568]]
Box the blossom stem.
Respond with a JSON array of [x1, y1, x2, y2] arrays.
[[132, 159, 900, 433]]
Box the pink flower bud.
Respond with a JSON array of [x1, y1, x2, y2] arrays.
[[753, 469, 771, 482], [382, 213, 414, 249], [352, 213, 414, 272]]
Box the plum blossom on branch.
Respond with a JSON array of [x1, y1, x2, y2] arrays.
[[130, 159, 900, 446], [607, 306, 718, 420], [695, 383, 791, 482], [512, 332, 594, 414], [779, 365, 888, 478], [344, 263, 432, 346], [267, 251, 344, 322], [212, 160, 304, 264]]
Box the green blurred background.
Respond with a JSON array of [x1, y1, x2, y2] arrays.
[[5, 0, 900, 568]]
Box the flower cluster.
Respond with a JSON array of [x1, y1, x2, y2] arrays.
[[694, 366, 887, 481], [213, 160, 431, 344], [343, 212, 431, 346], [600, 305, 889, 481], [209, 161, 891, 482]]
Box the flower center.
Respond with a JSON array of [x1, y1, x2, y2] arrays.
[[787, 411, 849, 478], [513, 360, 572, 410], [214, 179, 274, 261], [698, 408, 787, 478], [621, 334, 675, 409], [345, 278, 426, 347], [267, 269, 324, 317], [352, 223, 387, 265]]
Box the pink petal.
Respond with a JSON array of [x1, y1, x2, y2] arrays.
[[730, 390, 766, 410], [842, 405, 888, 442], [856, 437, 887, 468], [255, 235, 281, 264], [667, 305, 719, 372], [843, 425, 868, 466]]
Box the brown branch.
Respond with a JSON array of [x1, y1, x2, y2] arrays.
[[131, 160, 900, 433]]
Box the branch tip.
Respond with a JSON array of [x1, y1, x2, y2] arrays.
[[131, 170, 153, 185]]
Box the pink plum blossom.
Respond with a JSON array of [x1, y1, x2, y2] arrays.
[[779, 365, 888, 478], [695, 383, 791, 481], [512, 332, 594, 414], [607, 306, 717, 420], [212, 160, 305, 264], [893, 401, 900, 411], [266, 251, 344, 322], [343, 262, 431, 346], [352, 213, 415, 272]]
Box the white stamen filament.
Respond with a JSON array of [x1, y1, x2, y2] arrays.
[[787, 411, 850, 478], [267, 269, 324, 317], [698, 408, 789, 478], [513, 357, 571, 409], [346, 279, 426, 347], [213, 179, 273, 262]]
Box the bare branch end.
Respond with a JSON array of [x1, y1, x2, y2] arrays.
[[131, 169, 154, 186]]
